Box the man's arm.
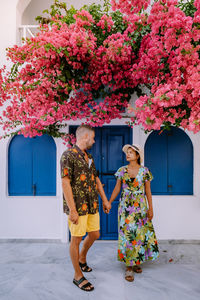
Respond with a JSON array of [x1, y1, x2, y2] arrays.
[[62, 176, 79, 224], [96, 177, 111, 213]]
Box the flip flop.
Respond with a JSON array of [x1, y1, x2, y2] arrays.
[[79, 261, 92, 272], [73, 276, 94, 292], [133, 266, 142, 273]]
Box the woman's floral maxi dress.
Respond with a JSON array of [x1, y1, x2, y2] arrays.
[[115, 166, 159, 266]]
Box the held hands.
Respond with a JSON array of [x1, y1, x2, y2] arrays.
[[103, 200, 111, 214], [69, 209, 79, 225], [147, 208, 153, 221]]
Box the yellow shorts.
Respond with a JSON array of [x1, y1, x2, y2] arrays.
[[68, 212, 100, 237]]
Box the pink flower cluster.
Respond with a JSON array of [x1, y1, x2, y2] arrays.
[[96, 14, 114, 32], [61, 133, 76, 147], [89, 32, 135, 91], [194, 0, 200, 22], [111, 0, 151, 14], [73, 10, 95, 27]]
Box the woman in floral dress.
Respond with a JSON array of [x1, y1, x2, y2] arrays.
[[109, 144, 159, 282]]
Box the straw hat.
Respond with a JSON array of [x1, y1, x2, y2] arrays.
[[122, 144, 144, 163]]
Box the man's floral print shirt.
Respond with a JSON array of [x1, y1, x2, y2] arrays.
[[60, 145, 99, 216]]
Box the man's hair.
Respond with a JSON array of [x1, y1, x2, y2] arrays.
[[76, 124, 95, 139]]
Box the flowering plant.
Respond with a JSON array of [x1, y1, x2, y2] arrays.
[[128, 0, 200, 133], [0, 0, 199, 140]]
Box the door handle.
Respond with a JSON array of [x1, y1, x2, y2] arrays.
[[168, 185, 172, 189], [32, 184, 36, 196], [101, 173, 114, 176]]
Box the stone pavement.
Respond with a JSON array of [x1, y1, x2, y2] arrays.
[[0, 240, 199, 300]]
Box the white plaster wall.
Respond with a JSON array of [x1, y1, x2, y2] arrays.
[[22, 0, 104, 24], [16, 0, 32, 43], [0, 0, 200, 241], [0, 0, 18, 65]]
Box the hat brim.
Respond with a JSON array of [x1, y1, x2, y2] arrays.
[[122, 144, 135, 154], [122, 144, 144, 163]]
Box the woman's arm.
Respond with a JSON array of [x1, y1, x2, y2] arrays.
[[145, 181, 153, 220], [109, 179, 122, 204]]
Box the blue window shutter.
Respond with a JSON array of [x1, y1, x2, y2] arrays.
[[168, 127, 193, 195], [32, 135, 56, 196], [8, 135, 33, 196], [145, 127, 193, 195], [145, 130, 168, 194]]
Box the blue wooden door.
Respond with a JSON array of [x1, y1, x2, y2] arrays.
[[69, 126, 132, 240], [101, 126, 132, 239], [8, 135, 56, 196], [145, 127, 193, 195]]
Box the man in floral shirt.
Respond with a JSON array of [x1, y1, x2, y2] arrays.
[[61, 125, 111, 292]]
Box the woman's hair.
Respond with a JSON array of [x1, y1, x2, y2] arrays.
[[76, 124, 95, 139], [137, 155, 141, 165]]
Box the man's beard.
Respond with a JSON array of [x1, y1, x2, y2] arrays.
[[86, 144, 93, 150], [86, 141, 93, 150]]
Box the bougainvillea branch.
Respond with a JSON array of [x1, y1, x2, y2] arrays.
[[0, 0, 200, 140]]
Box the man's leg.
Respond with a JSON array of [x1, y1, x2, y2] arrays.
[[79, 230, 100, 264], [70, 236, 94, 290], [69, 236, 83, 279], [79, 213, 100, 266], [68, 215, 86, 278]]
